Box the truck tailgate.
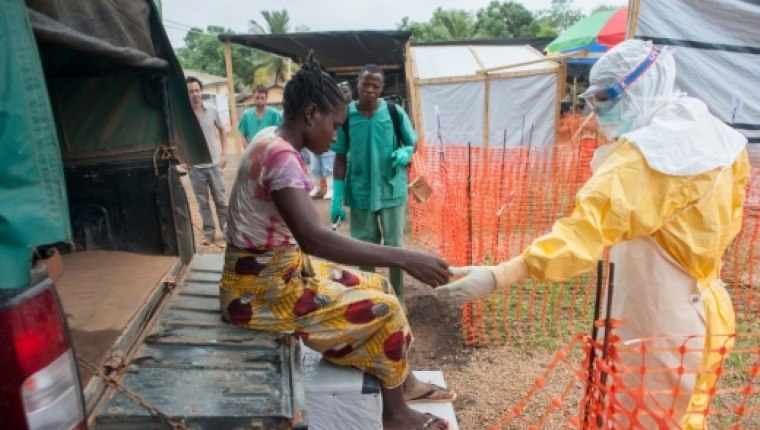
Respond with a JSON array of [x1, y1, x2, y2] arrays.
[[94, 253, 306, 429]]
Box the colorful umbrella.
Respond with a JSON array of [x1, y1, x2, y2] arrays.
[[546, 7, 628, 55]]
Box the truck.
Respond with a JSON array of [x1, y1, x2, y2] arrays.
[[0, 1, 310, 428], [2, 2, 459, 429]]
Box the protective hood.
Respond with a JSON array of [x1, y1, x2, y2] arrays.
[[584, 39, 746, 175], [624, 96, 746, 176]]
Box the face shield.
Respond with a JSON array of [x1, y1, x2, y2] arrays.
[[581, 40, 677, 138], [582, 45, 663, 115]]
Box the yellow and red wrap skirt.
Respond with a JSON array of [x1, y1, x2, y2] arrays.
[[220, 244, 411, 388]]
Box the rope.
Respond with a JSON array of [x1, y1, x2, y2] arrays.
[[152, 145, 176, 177], [78, 357, 191, 430]]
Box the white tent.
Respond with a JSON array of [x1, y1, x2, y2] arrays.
[[406, 44, 562, 148], [631, 0, 760, 144]]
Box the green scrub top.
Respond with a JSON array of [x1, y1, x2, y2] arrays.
[[237, 106, 283, 140], [332, 100, 418, 211]]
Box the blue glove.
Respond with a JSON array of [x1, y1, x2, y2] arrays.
[[391, 146, 414, 169], [330, 179, 347, 223]]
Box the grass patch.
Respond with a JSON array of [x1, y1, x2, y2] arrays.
[[468, 276, 595, 349]]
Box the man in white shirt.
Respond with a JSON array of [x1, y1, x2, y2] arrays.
[[186, 76, 228, 245]]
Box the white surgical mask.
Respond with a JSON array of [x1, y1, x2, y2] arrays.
[[597, 102, 633, 140]]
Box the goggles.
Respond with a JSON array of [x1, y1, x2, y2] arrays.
[[583, 45, 663, 115]]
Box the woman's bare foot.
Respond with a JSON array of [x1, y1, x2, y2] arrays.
[[383, 381, 449, 430]]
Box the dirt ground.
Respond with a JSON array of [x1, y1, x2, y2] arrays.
[[182, 153, 565, 429]]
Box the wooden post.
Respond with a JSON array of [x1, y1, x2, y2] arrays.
[[555, 58, 567, 146], [483, 75, 490, 149], [404, 41, 422, 133], [223, 40, 240, 157], [572, 75, 578, 112], [626, 0, 642, 39], [283, 57, 293, 81]]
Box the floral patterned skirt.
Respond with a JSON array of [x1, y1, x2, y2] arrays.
[[220, 244, 412, 388]]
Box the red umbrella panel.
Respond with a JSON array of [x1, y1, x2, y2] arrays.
[[597, 7, 628, 48]]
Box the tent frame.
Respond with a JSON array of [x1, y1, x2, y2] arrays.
[[407, 44, 565, 148]]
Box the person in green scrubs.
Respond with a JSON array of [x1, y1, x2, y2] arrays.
[[237, 85, 283, 149], [331, 64, 418, 299]]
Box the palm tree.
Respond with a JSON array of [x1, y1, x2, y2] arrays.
[[430, 9, 476, 40], [248, 9, 290, 34], [252, 53, 295, 85], [248, 9, 298, 85]]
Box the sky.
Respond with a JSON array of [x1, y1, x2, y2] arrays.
[[161, 0, 628, 48]]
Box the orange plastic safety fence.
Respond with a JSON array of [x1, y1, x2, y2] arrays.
[[410, 139, 595, 345], [489, 329, 760, 429], [409, 117, 760, 429], [409, 139, 760, 347]]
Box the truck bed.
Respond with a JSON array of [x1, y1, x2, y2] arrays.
[[56, 251, 177, 388], [93, 253, 306, 429]]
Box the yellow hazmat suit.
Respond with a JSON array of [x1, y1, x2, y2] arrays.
[[523, 138, 748, 428], [436, 40, 749, 429]]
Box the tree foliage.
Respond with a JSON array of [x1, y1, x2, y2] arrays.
[[474, 1, 540, 38], [175, 25, 253, 89], [175, 9, 301, 90], [248, 10, 299, 86], [399, 8, 478, 42], [398, 0, 593, 43], [536, 0, 584, 32], [590, 4, 621, 15], [249, 9, 290, 34]]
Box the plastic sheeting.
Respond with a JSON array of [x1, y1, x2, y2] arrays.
[[412, 45, 559, 147], [488, 74, 557, 148], [419, 82, 484, 148], [634, 0, 760, 143], [414, 45, 558, 80], [27, 0, 210, 165], [1, 0, 70, 289]]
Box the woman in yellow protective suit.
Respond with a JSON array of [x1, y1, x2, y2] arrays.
[[435, 39, 749, 429]]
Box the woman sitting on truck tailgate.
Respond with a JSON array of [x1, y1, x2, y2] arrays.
[[220, 53, 452, 430]]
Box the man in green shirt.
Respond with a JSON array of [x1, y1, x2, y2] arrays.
[[331, 64, 418, 299], [236, 85, 282, 149]]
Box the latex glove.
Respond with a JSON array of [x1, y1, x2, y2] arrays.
[[330, 179, 347, 223], [434, 266, 497, 305], [434, 257, 528, 305], [390, 146, 414, 168], [489, 256, 528, 290]]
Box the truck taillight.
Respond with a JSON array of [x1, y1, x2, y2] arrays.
[[0, 281, 87, 430], [22, 350, 85, 430]]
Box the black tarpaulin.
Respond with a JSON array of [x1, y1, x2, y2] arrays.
[[219, 30, 412, 70]]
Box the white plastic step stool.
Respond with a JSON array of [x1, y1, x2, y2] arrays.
[[302, 345, 459, 430], [302, 344, 383, 430]]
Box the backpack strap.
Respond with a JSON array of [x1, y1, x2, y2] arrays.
[[341, 100, 405, 150], [341, 101, 352, 148], [386, 101, 404, 149]]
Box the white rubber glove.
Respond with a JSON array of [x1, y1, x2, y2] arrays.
[[489, 256, 528, 290], [434, 257, 528, 305], [434, 266, 497, 304]]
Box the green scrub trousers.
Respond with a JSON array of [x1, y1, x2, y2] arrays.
[[349, 204, 406, 297]]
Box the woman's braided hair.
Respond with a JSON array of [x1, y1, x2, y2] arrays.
[[282, 51, 345, 120]]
